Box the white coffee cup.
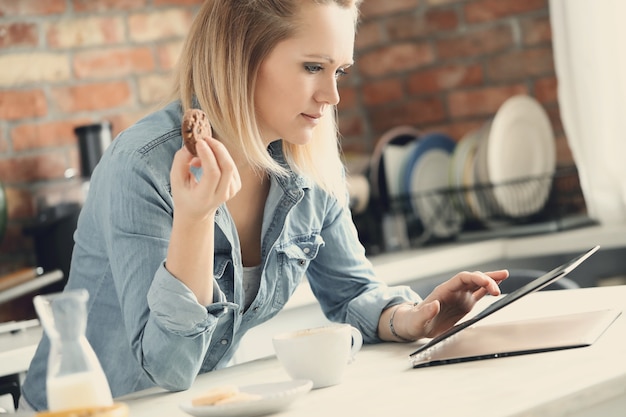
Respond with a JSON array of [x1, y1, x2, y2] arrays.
[[272, 323, 363, 389]]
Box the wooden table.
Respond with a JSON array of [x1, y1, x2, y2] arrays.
[[120, 285, 626, 417]]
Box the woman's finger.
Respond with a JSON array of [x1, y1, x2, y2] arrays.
[[207, 138, 240, 199], [195, 137, 219, 172], [171, 145, 197, 188]]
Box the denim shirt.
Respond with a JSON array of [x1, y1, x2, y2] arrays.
[[21, 101, 420, 411]]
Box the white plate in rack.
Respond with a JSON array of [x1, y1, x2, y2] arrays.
[[180, 379, 313, 417], [403, 132, 462, 239], [487, 95, 556, 218]]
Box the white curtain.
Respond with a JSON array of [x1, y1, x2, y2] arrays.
[[550, 0, 626, 224]]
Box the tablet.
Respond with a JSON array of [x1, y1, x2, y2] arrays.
[[409, 245, 601, 366]]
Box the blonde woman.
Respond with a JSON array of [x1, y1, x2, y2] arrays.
[[21, 0, 506, 411]]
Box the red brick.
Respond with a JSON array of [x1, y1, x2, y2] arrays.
[[428, 119, 488, 142], [156, 40, 184, 71], [447, 85, 528, 118], [46, 17, 125, 49], [358, 42, 435, 78], [0, 89, 47, 120], [464, 0, 547, 24], [521, 16, 552, 45], [153, 0, 203, 5], [138, 73, 173, 104], [426, 0, 462, 5], [362, 78, 404, 106], [436, 25, 513, 60], [72, 0, 147, 12], [355, 21, 383, 50], [534, 76, 557, 105], [555, 134, 573, 166], [73, 47, 155, 79], [487, 47, 554, 81], [337, 86, 358, 111], [360, 0, 420, 20], [51, 82, 132, 113], [4, 187, 35, 220], [0, 23, 38, 48], [0, 0, 66, 16], [386, 9, 459, 41], [407, 64, 483, 95], [11, 119, 92, 151], [368, 97, 446, 133], [128, 9, 194, 43], [545, 105, 563, 136], [0, 152, 68, 182], [0, 53, 70, 86], [107, 109, 151, 137], [338, 114, 365, 138], [0, 130, 6, 153]]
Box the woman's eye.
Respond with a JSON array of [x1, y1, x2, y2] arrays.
[[335, 68, 350, 79], [304, 64, 323, 74]]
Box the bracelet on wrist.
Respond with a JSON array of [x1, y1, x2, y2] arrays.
[[389, 302, 417, 343]]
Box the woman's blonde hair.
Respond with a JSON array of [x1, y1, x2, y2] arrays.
[[173, 0, 361, 205]]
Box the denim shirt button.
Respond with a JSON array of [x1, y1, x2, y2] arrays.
[[220, 339, 228, 345], [303, 247, 310, 254]]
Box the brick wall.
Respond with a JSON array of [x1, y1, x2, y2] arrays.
[[0, 0, 569, 275]]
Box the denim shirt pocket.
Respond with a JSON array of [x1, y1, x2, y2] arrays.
[[272, 233, 324, 309]]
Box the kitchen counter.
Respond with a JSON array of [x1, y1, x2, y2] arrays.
[[284, 222, 626, 310], [120, 285, 626, 417], [0, 324, 42, 378], [233, 223, 626, 363]]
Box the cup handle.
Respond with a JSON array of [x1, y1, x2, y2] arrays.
[[349, 326, 363, 363]]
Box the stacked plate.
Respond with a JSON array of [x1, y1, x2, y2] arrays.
[[451, 95, 556, 223], [402, 132, 463, 239], [487, 95, 556, 218], [366, 94, 556, 242]]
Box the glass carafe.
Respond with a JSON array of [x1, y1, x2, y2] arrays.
[[34, 289, 113, 411]]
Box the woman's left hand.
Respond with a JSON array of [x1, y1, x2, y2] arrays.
[[396, 270, 509, 341]]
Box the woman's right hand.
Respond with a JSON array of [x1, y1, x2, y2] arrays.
[[170, 137, 242, 222], [167, 137, 241, 305]]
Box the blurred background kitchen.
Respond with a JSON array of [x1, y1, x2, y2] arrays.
[[2, 0, 626, 412], [1, 0, 625, 323]]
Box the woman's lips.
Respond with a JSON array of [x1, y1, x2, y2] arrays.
[[301, 113, 321, 124]]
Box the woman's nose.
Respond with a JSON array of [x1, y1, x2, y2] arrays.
[[315, 78, 340, 106]]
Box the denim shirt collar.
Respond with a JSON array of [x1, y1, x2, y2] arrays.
[[267, 139, 313, 199]]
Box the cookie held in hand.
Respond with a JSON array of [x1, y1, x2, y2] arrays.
[[182, 108, 212, 157]]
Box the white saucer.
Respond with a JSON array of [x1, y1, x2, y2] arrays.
[[179, 379, 313, 417]]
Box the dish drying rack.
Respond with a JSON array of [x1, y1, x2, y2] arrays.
[[352, 165, 594, 255]]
